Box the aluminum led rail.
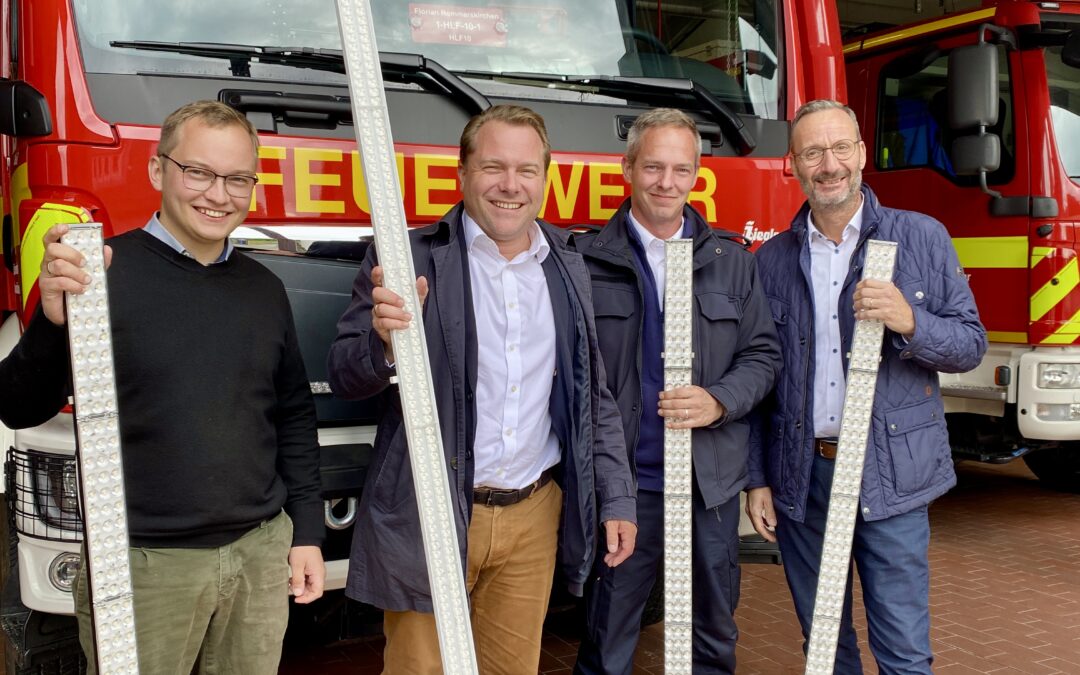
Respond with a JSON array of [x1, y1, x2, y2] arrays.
[[334, 2, 477, 673], [63, 223, 139, 674], [663, 238, 694, 674], [804, 239, 898, 675]]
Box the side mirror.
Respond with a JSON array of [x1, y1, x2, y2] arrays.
[[0, 80, 52, 137], [951, 134, 1000, 176], [1063, 30, 1080, 68], [947, 43, 998, 130]]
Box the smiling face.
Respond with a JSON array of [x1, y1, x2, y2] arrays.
[[790, 107, 866, 215], [457, 119, 547, 259], [148, 118, 257, 264], [623, 125, 699, 238]]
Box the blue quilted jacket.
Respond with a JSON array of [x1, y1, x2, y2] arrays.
[[748, 185, 987, 522]]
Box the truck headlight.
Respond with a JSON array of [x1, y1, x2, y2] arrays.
[[48, 552, 81, 592], [1037, 363, 1080, 389]]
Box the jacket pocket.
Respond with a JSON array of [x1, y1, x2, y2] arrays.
[[591, 284, 635, 318], [696, 292, 741, 321], [884, 398, 947, 496]]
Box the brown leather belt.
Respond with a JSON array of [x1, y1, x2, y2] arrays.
[[473, 467, 555, 507], [815, 438, 838, 460]]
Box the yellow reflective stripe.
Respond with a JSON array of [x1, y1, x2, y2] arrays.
[[1031, 246, 1054, 268], [952, 236, 1027, 269], [1041, 305, 1080, 344], [844, 7, 997, 54], [986, 331, 1027, 343], [19, 203, 91, 308], [1031, 258, 1079, 322]]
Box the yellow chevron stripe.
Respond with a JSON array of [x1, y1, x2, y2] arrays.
[[1041, 305, 1080, 344], [844, 7, 997, 54], [1031, 246, 1054, 268], [19, 202, 91, 307], [986, 331, 1027, 343], [952, 236, 1027, 269], [1031, 258, 1080, 322]]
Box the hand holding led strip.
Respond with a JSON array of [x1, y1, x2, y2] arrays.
[[663, 238, 694, 674], [334, 1, 477, 672], [63, 223, 139, 674], [804, 239, 898, 675]]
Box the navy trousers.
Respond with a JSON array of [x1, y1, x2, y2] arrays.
[[575, 489, 740, 675], [777, 454, 934, 675]]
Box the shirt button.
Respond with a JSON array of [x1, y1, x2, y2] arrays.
[[832, 314, 837, 320], [508, 302, 517, 309], [830, 382, 836, 387], [511, 385, 518, 393], [509, 345, 516, 352], [505, 428, 513, 437], [832, 348, 838, 354], [829, 416, 835, 421]]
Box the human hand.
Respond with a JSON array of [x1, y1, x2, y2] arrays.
[[745, 487, 777, 543], [658, 385, 725, 429], [602, 519, 637, 567], [370, 265, 429, 364], [39, 223, 114, 326], [853, 279, 915, 338], [288, 545, 325, 604]]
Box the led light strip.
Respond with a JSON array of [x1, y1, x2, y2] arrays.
[[663, 239, 694, 674], [334, 2, 477, 673], [63, 224, 139, 674], [804, 240, 898, 675]]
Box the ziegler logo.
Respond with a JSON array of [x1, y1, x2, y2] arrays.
[[743, 221, 778, 243]]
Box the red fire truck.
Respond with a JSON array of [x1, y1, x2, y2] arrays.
[[0, 0, 843, 670], [844, 0, 1080, 491]]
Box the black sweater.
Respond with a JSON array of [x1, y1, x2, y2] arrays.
[[18, 229, 323, 548]]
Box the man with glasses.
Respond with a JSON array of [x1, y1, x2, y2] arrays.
[[21, 100, 324, 674], [747, 99, 986, 673]]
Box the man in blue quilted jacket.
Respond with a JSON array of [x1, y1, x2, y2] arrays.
[[747, 99, 987, 674]]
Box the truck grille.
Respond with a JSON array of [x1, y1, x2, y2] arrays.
[[6, 449, 83, 540]]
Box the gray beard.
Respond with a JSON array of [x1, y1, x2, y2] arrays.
[[808, 172, 862, 213]]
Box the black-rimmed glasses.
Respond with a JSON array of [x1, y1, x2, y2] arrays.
[[160, 154, 259, 198]]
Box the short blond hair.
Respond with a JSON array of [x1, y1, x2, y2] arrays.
[[459, 104, 551, 167], [158, 100, 259, 158]]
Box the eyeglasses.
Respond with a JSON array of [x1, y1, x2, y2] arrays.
[[159, 154, 259, 198], [792, 140, 860, 167]]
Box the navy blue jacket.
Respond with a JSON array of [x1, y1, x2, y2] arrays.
[[749, 185, 987, 522], [580, 200, 780, 509], [327, 203, 635, 612]]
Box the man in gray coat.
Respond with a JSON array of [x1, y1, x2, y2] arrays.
[[327, 104, 637, 675], [575, 108, 780, 674]]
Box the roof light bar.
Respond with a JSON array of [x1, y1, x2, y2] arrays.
[[334, 2, 477, 672], [663, 239, 694, 674], [804, 239, 898, 675], [63, 223, 139, 674]]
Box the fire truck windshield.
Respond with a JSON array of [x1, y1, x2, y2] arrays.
[[73, 0, 780, 119], [1044, 19, 1080, 180]]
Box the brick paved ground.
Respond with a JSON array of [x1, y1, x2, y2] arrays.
[[278, 460, 1080, 674]]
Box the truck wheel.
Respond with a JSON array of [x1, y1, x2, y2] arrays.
[[1023, 447, 1080, 492]]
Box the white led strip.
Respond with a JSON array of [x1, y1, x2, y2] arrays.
[[663, 239, 694, 674], [63, 224, 139, 674], [804, 239, 898, 675], [334, 2, 477, 673]]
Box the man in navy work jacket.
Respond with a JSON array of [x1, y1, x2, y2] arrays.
[[747, 99, 987, 674], [327, 104, 637, 675], [574, 108, 780, 674]]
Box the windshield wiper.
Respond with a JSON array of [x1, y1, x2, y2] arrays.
[[476, 71, 756, 155], [110, 42, 490, 116], [110, 41, 345, 77]]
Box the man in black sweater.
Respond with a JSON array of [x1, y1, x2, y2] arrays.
[[17, 100, 324, 674]]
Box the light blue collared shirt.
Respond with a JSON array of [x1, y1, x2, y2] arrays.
[[808, 202, 864, 438], [143, 213, 233, 264]]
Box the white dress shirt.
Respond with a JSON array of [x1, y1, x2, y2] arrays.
[[808, 203, 864, 439], [626, 210, 688, 309], [463, 213, 561, 489]]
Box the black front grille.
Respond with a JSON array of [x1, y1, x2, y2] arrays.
[[6, 448, 83, 540]]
